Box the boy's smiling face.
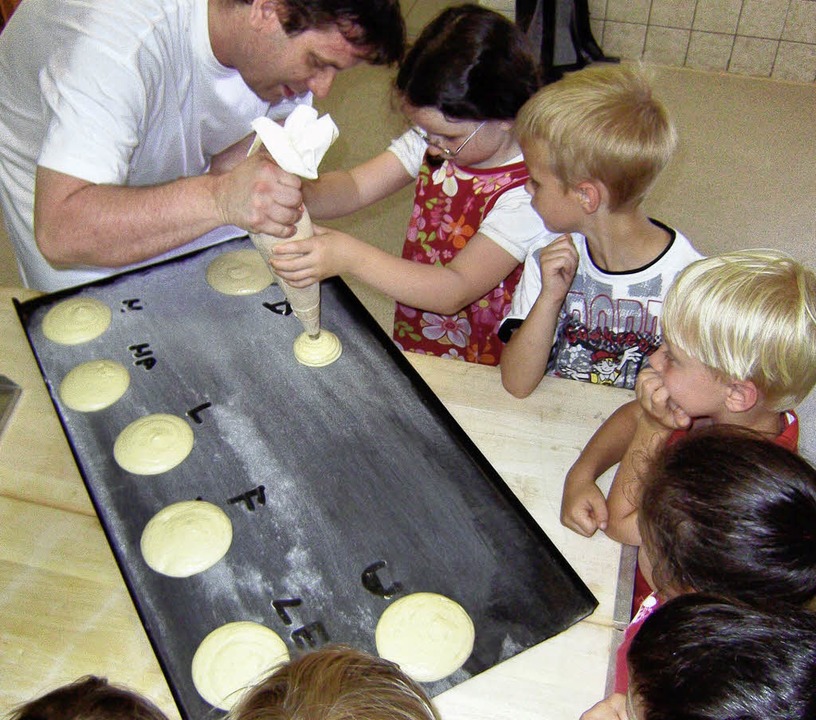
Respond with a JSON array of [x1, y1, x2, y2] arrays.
[[649, 342, 730, 421]]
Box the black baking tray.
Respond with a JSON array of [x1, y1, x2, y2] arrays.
[[16, 235, 596, 719]]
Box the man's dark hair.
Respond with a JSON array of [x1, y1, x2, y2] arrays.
[[273, 0, 405, 65]]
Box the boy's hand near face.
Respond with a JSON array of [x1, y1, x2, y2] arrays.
[[636, 351, 693, 431], [536, 234, 579, 305]]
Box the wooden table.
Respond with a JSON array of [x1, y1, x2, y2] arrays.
[[0, 286, 633, 720]]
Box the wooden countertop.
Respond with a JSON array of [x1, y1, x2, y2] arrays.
[[0, 286, 632, 720]]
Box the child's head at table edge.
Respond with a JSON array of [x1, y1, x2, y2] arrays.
[[7, 676, 170, 720], [659, 248, 816, 413], [627, 593, 816, 720], [514, 62, 676, 213], [638, 425, 816, 608], [228, 644, 440, 720]]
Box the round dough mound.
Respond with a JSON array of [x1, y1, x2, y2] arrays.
[[206, 249, 274, 295], [192, 621, 290, 710], [293, 330, 342, 367], [113, 413, 194, 475], [375, 592, 475, 683], [140, 500, 232, 577], [59, 359, 130, 412], [41, 297, 112, 345]]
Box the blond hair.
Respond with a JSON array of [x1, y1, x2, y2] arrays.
[[662, 249, 816, 411], [228, 645, 440, 720], [514, 62, 676, 211]]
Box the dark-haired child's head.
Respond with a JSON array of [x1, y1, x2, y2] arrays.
[[628, 594, 816, 720], [8, 676, 169, 720], [395, 4, 539, 122], [228, 645, 439, 720], [639, 425, 816, 607]]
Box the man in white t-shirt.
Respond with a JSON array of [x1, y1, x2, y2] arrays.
[[0, 0, 404, 291]]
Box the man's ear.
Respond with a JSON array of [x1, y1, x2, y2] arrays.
[[724, 379, 759, 413], [575, 180, 602, 213], [250, 0, 281, 30]]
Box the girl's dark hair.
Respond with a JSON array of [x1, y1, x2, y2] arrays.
[[8, 676, 169, 720], [629, 594, 816, 720], [639, 425, 816, 607], [395, 4, 540, 120]]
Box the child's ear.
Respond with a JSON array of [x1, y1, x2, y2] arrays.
[[575, 181, 602, 213], [724, 379, 759, 413]]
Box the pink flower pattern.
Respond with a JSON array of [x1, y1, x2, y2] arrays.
[[393, 156, 530, 365]]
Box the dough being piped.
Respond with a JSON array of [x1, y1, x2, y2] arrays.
[[206, 249, 274, 295], [113, 413, 194, 475], [192, 621, 290, 710], [41, 297, 112, 345], [375, 592, 475, 682], [140, 500, 232, 577], [293, 330, 342, 367], [59, 359, 130, 412]]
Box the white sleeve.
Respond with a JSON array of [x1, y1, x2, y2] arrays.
[[479, 185, 548, 262], [386, 128, 426, 178]]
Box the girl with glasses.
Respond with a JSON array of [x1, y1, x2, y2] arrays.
[[271, 4, 543, 365]]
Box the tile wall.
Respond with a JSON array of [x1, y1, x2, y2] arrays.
[[587, 0, 816, 82]]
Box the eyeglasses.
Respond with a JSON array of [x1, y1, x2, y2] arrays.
[[410, 120, 487, 158]]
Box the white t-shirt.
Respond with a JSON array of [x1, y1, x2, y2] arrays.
[[0, 0, 310, 291], [387, 129, 544, 263], [499, 222, 703, 389]]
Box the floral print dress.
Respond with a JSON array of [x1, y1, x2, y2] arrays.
[[392, 156, 529, 366]]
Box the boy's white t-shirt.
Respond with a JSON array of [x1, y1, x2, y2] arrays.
[[387, 130, 545, 263], [0, 0, 310, 291], [500, 223, 703, 389]]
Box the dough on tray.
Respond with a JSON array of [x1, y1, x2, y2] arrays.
[[113, 413, 194, 475], [293, 330, 342, 367], [375, 592, 475, 683], [206, 249, 274, 295], [41, 297, 112, 345], [192, 621, 290, 710], [140, 500, 232, 577], [59, 359, 130, 412]]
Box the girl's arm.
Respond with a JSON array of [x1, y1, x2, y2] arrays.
[[500, 235, 578, 398], [302, 150, 413, 220], [272, 228, 520, 315]]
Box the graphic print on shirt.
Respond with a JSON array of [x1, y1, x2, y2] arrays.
[[393, 156, 528, 366], [549, 272, 666, 388]]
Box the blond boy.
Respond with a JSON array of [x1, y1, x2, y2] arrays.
[[499, 63, 702, 398], [562, 249, 816, 545]]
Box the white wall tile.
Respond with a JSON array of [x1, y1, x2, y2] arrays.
[[729, 35, 777, 75], [784, 0, 816, 44], [693, 0, 744, 34], [773, 40, 816, 81], [686, 30, 735, 70], [643, 26, 692, 65], [738, 0, 790, 38], [602, 20, 648, 59], [649, 0, 697, 29], [606, 0, 651, 24]]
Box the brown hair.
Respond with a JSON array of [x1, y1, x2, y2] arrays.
[[229, 645, 440, 720], [7, 676, 169, 720]]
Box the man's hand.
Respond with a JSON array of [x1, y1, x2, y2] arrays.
[[212, 149, 303, 238], [561, 467, 609, 537]]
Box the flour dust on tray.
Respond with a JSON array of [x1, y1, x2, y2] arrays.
[[59, 359, 130, 412], [113, 413, 194, 475], [140, 500, 232, 577], [41, 297, 112, 345], [375, 592, 475, 682], [205, 249, 274, 295], [192, 621, 290, 710]]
